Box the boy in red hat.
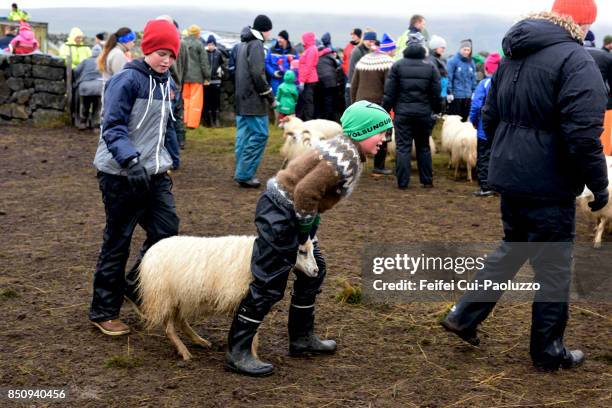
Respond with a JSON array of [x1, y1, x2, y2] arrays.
[[90, 19, 181, 336]]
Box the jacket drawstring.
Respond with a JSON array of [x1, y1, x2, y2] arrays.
[[136, 74, 155, 130]]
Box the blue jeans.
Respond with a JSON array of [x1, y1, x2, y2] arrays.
[[234, 115, 269, 181]]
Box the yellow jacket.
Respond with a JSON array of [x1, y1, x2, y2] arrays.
[[8, 8, 30, 21], [59, 27, 92, 69]]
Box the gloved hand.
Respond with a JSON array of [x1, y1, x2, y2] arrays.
[[126, 157, 150, 194], [588, 188, 609, 212], [274, 70, 282, 78], [446, 94, 454, 103], [298, 83, 305, 92], [216, 66, 223, 78]]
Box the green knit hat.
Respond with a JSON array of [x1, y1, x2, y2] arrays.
[[341, 100, 393, 141]]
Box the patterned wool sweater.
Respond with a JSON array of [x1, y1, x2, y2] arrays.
[[271, 135, 365, 229], [350, 52, 395, 104]]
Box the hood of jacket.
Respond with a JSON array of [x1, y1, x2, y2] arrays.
[[18, 27, 34, 41], [123, 58, 171, 84], [67, 27, 84, 45], [403, 44, 426, 60], [240, 26, 255, 42], [283, 69, 296, 83], [502, 12, 583, 59], [302, 32, 316, 48], [321, 32, 331, 48]]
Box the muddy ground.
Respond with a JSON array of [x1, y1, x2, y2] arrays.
[[0, 124, 610, 407]]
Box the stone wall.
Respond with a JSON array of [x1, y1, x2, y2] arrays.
[[0, 54, 68, 125]]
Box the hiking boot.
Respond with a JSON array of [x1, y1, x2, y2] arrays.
[[440, 310, 480, 346], [535, 349, 585, 372], [473, 189, 495, 197], [372, 168, 393, 176], [422, 183, 434, 189], [91, 319, 130, 336], [236, 178, 261, 189]]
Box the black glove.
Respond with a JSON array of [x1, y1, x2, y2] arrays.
[[126, 157, 150, 194], [588, 188, 609, 212]]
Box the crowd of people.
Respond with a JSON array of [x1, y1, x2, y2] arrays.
[[2, 0, 612, 379]]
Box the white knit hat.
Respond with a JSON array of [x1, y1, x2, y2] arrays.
[[429, 35, 447, 50]]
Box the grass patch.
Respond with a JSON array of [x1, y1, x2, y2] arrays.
[[0, 288, 19, 300], [185, 125, 285, 155], [103, 355, 142, 369], [336, 281, 362, 305]]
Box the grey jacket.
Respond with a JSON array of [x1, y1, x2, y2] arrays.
[[234, 27, 274, 116], [93, 59, 175, 176]]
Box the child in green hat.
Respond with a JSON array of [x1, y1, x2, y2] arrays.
[[225, 100, 393, 377]]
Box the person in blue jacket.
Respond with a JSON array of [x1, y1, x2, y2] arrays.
[[469, 52, 501, 197], [446, 39, 478, 121], [265, 30, 299, 95], [89, 19, 181, 336]]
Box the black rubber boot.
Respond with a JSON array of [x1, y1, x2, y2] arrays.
[[439, 302, 493, 346], [225, 313, 274, 376], [288, 304, 336, 356]]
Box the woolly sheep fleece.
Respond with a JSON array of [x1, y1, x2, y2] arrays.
[[137, 235, 255, 328]]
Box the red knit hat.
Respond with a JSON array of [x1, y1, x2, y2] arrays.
[[484, 52, 501, 75], [141, 19, 180, 58], [551, 0, 597, 25]]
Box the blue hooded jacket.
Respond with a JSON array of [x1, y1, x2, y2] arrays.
[[265, 40, 299, 95], [93, 59, 176, 176], [447, 52, 478, 98], [470, 77, 492, 140]]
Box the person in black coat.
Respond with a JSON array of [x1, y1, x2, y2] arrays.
[[316, 32, 341, 120], [234, 15, 276, 188], [441, 11, 609, 372], [383, 32, 441, 189], [205, 35, 226, 127]]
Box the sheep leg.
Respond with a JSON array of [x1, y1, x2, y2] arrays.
[[280, 158, 288, 170], [454, 163, 459, 180], [593, 217, 606, 249], [166, 318, 192, 360], [179, 319, 212, 348], [252, 332, 259, 358], [467, 166, 472, 183]]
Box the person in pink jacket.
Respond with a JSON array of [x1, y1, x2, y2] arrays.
[[297, 32, 319, 120], [7, 21, 38, 54]]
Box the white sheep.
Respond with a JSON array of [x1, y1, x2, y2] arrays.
[[441, 115, 465, 167], [577, 157, 612, 248], [386, 129, 437, 159], [279, 117, 342, 166], [137, 235, 318, 360], [449, 122, 478, 182]]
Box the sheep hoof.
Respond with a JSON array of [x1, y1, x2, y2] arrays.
[[193, 338, 212, 348], [180, 351, 193, 361], [593, 241, 602, 249]]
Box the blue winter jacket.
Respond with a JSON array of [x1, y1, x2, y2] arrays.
[[93, 59, 176, 176], [447, 52, 477, 99], [469, 77, 491, 140], [265, 41, 299, 95]]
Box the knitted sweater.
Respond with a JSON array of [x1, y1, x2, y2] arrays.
[[350, 52, 394, 104], [271, 135, 365, 229]]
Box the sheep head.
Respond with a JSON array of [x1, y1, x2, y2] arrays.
[[295, 239, 318, 277]]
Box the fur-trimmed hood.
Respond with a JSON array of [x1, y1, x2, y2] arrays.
[[502, 12, 584, 59]]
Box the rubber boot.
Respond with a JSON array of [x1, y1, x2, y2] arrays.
[[288, 304, 336, 356], [225, 312, 274, 376], [440, 301, 496, 346], [203, 111, 212, 127]]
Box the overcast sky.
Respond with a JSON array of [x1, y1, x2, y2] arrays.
[[17, 0, 612, 25]]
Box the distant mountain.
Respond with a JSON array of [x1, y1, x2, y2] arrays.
[[30, 7, 612, 55]]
